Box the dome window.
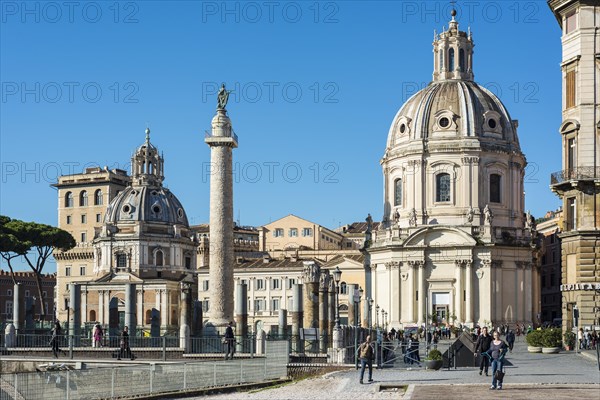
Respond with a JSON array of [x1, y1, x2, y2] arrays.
[[482, 111, 503, 136], [439, 117, 450, 128], [435, 173, 451, 202], [151, 190, 158, 196], [459, 49, 465, 71], [122, 204, 132, 214], [152, 205, 161, 214], [394, 178, 402, 206], [400, 124, 406, 134], [488, 119, 497, 129], [177, 208, 184, 219], [448, 48, 455, 72]]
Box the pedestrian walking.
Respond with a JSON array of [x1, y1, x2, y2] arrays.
[[475, 326, 492, 376], [485, 330, 508, 390], [50, 321, 65, 358], [93, 323, 103, 348], [506, 330, 515, 352], [358, 335, 375, 384], [224, 321, 235, 360], [118, 326, 133, 360]]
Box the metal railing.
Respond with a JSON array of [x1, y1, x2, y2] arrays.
[[550, 167, 600, 185], [0, 340, 288, 400]]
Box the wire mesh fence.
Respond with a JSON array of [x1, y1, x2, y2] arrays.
[[0, 340, 288, 400]]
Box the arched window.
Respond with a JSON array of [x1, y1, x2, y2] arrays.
[[436, 173, 451, 202], [155, 250, 164, 266], [65, 192, 74, 207], [80, 191, 88, 206], [439, 49, 444, 70], [449, 48, 455, 72], [340, 281, 347, 295], [459, 49, 465, 71], [394, 178, 402, 206], [490, 174, 501, 203], [94, 189, 103, 205], [89, 310, 96, 322], [145, 309, 152, 324]]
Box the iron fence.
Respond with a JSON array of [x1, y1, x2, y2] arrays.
[[0, 340, 288, 400]]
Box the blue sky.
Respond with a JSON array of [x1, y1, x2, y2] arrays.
[[1, 1, 563, 271]]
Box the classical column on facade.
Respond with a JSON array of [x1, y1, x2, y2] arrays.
[[492, 260, 503, 324], [160, 289, 168, 329], [318, 270, 330, 352], [98, 290, 105, 325], [234, 283, 248, 353], [464, 259, 473, 326], [290, 283, 304, 353], [454, 260, 463, 323], [302, 262, 320, 329], [416, 261, 425, 326], [479, 259, 492, 323], [205, 97, 237, 328], [386, 261, 401, 326], [514, 261, 523, 323], [524, 262, 533, 324], [406, 261, 416, 323], [81, 288, 87, 326]]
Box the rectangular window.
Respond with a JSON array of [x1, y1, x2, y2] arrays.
[[550, 273, 556, 287], [202, 280, 209, 291], [346, 242, 353, 248], [565, 11, 577, 34], [256, 279, 265, 290], [42, 291, 47, 298], [96, 213, 102, 223], [566, 69, 576, 109], [271, 278, 280, 290], [436, 173, 451, 202], [202, 299, 209, 312], [7, 289, 12, 297], [117, 254, 127, 270], [274, 228, 284, 237], [25, 290, 30, 297], [271, 297, 280, 313], [416, 291, 418, 301], [302, 228, 312, 237], [81, 214, 87, 224], [81, 232, 87, 243], [289, 228, 298, 237], [566, 197, 576, 231], [490, 174, 501, 203], [65, 266, 71, 277], [287, 278, 296, 289], [80, 266, 86, 276], [254, 298, 265, 311], [66, 215, 72, 225], [5, 301, 12, 316], [394, 178, 402, 206], [567, 137, 576, 172]]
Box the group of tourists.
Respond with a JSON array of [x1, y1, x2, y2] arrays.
[[577, 328, 598, 350], [49, 321, 133, 360]]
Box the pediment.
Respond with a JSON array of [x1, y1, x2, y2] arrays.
[[403, 226, 477, 247], [94, 271, 144, 283]]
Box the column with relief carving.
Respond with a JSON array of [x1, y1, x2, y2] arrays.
[[465, 259, 473, 326], [455, 260, 463, 323]]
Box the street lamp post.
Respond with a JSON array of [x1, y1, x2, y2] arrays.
[[332, 267, 343, 359], [369, 298, 374, 330], [376, 305, 380, 329]]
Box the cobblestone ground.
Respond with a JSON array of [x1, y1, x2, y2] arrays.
[[194, 340, 600, 400]]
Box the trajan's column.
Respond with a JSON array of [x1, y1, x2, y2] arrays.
[[205, 84, 237, 328]]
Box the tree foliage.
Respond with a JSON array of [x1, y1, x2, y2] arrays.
[[0, 215, 75, 316]]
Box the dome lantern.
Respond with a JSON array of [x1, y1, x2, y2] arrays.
[[131, 128, 164, 186], [433, 10, 474, 82]]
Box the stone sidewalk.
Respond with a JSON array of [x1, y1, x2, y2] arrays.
[[406, 384, 600, 399]]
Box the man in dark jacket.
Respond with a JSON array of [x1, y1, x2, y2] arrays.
[[475, 326, 493, 376], [506, 330, 516, 352], [358, 335, 375, 384], [224, 322, 235, 360]]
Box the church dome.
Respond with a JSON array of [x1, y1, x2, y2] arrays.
[[104, 185, 189, 226], [386, 80, 520, 150], [103, 128, 189, 228]]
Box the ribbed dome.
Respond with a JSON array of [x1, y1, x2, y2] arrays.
[[104, 186, 189, 226], [386, 80, 520, 151]]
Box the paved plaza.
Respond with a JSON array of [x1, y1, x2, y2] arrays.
[[194, 341, 599, 400]]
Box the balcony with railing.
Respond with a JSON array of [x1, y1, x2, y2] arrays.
[[204, 129, 238, 144], [550, 167, 600, 185]]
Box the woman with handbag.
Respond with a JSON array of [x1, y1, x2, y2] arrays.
[[486, 330, 508, 390]]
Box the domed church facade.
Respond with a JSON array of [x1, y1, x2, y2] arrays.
[[367, 13, 540, 329], [90, 129, 197, 336]]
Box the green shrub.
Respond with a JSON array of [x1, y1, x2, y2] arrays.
[[525, 330, 543, 347], [541, 329, 562, 348], [563, 331, 576, 348], [426, 349, 443, 361]]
